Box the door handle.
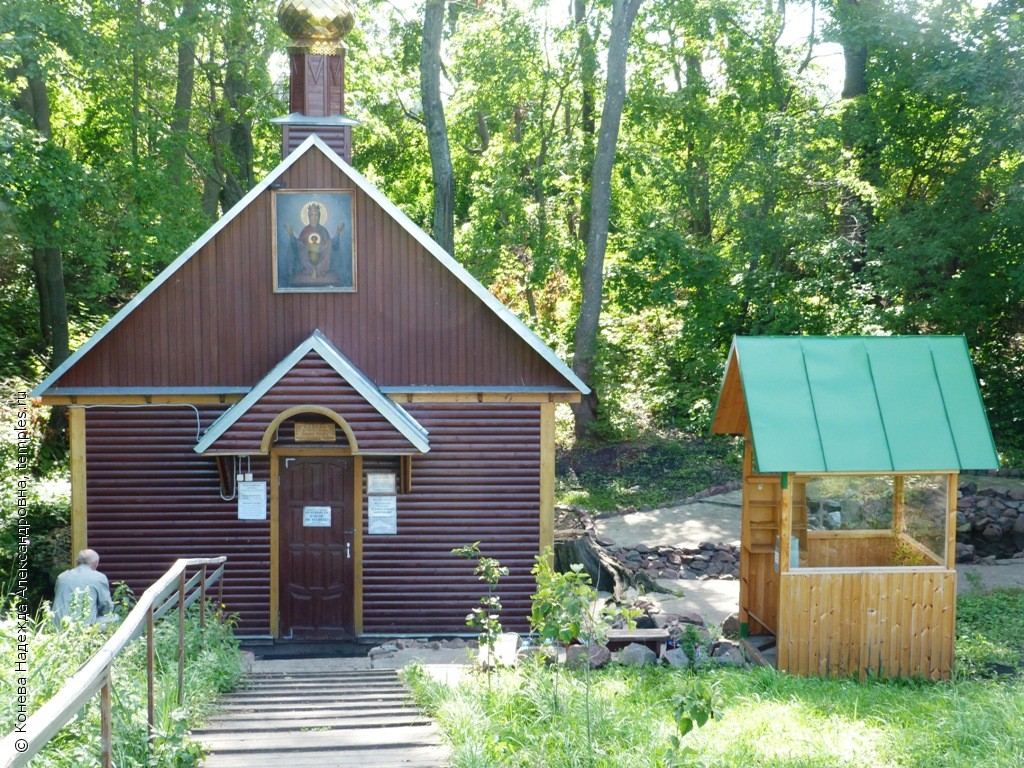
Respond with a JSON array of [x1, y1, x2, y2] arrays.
[[346, 542, 351, 559]]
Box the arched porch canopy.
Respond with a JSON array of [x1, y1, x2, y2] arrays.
[[195, 329, 429, 455]]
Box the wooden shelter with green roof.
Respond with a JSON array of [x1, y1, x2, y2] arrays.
[[712, 335, 999, 679]]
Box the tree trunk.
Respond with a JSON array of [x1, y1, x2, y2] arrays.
[[836, 0, 876, 267], [421, 0, 455, 255], [570, 0, 644, 439], [575, 0, 597, 247], [16, 61, 70, 444], [170, 0, 198, 181]]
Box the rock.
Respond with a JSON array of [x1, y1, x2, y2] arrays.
[[677, 612, 705, 626], [595, 535, 616, 547], [635, 614, 656, 629], [652, 613, 679, 629], [721, 613, 742, 637], [1010, 488, 1024, 502], [956, 543, 976, 563], [705, 562, 725, 576], [395, 639, 423, 650], [711, 639, 746, 666], [667, 552, 683, 565], [983, 524, 1003, 539], [566, 644, 612, 670], [626, 550, 643, 562], [635, 544, 650, 554], [664, 648, 691, 669], [616, 643, 658, 667]]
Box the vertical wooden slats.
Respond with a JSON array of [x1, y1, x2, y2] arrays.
[[52, 151, 572, 391], [778, 569, 956, 680]]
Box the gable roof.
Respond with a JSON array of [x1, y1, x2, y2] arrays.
[[31, 134, 588, 397], [196, 330, 429, 455], [711, 335, 999, 473]]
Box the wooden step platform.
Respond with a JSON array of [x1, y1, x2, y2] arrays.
[[195, 669, 449, 767]]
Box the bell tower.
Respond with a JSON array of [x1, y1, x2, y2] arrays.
[[274, 0, 358, 161]]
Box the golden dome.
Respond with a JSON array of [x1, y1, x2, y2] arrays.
[[277, 0, 356, 53]]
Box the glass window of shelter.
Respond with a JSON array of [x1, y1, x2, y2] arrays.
[[791, 474, 949, 569]]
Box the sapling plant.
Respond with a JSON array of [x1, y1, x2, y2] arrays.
[[452, 542, 509, 674], [530, 548, 638, 759]]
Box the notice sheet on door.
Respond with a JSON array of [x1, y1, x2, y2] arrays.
[[302, 506, 332, 527]]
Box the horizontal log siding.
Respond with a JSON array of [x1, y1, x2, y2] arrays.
[[361, 403, 541, 634], [53, 150, 570, 391], [209, 353, 417, 454], [85, 406, 271, 633]]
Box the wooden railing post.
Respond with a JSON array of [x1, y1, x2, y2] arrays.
[[217, 568, 224, 612], [146, 605, 155, 745], [177, 571, 186, 707], [200, 565, 208, 630], [100, 670, 112, 768]]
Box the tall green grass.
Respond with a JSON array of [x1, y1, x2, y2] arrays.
[[0, 596, 243, 767], [406, 590, 1024, 768]]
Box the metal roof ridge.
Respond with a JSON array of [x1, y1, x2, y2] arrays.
[[861, 339, 896, 471], [31, 135, 325, 398], [926, 340, 964, 469], [797, 340, 829, 471], [194, 330, 429, 454]]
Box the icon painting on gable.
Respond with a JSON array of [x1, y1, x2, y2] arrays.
[[273, 190, 356, 291]]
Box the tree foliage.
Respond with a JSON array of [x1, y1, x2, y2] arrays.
[[4, 0, 1022, 455]]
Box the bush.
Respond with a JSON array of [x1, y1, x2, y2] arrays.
[[0, 591, 243, 767]]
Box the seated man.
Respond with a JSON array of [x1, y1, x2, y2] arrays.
[[53, 549, 116, 629]]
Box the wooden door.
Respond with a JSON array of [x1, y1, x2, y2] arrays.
[[279, 457, 354, 638]]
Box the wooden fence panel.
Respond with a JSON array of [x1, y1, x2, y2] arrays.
[[778, 569, 955, 679]]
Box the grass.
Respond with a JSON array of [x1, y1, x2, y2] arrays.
[[405, 590, 1024, 768], [0, 594, 244, 767]]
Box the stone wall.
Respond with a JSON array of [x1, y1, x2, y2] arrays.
[[956, 482, 1024, 562]]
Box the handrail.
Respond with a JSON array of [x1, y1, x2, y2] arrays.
[[0, 557, 227, 768]]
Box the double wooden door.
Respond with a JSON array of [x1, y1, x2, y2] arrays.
[[279, 456, 354, 638]]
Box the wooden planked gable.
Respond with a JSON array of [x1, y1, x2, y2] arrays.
[[40, 141, 580, 393]]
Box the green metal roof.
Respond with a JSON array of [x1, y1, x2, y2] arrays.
[[711, 336, 999, 473]]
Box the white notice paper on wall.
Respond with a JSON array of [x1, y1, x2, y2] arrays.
[[237, 482, 267, 521], [303, 506, 332, 527], [366, 472, 397, 494], [367, 495, 397, 535]]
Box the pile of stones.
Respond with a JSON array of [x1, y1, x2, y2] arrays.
[[956, 482, 1024, 561], [598, 540, 740, 581]]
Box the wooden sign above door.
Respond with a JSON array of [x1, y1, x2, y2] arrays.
[[295, 421, 337, 443]]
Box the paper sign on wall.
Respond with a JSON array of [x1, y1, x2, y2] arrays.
[[367, 472, 397, 494], [303, 506, 332, 527], [237, 482, 267, 521], [367, 495, 397, 535]]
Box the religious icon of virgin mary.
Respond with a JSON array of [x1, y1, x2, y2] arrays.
[[274, 191, 355, 291]]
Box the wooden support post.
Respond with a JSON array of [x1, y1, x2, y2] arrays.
[[945, 472, 959, 570], [779, 473, 792, 574], [146, 606, 155, 745], [100, 670, 112, 768], [217, 566, 225, 610], [69, 407, 87, 562], [893, 476, 906, 533], [539, 402, 555, 563], [200, 565, 207, 630], [177, 572, 185, 707]]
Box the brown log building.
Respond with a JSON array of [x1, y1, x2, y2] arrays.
[[32, 0, 587, 639]]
